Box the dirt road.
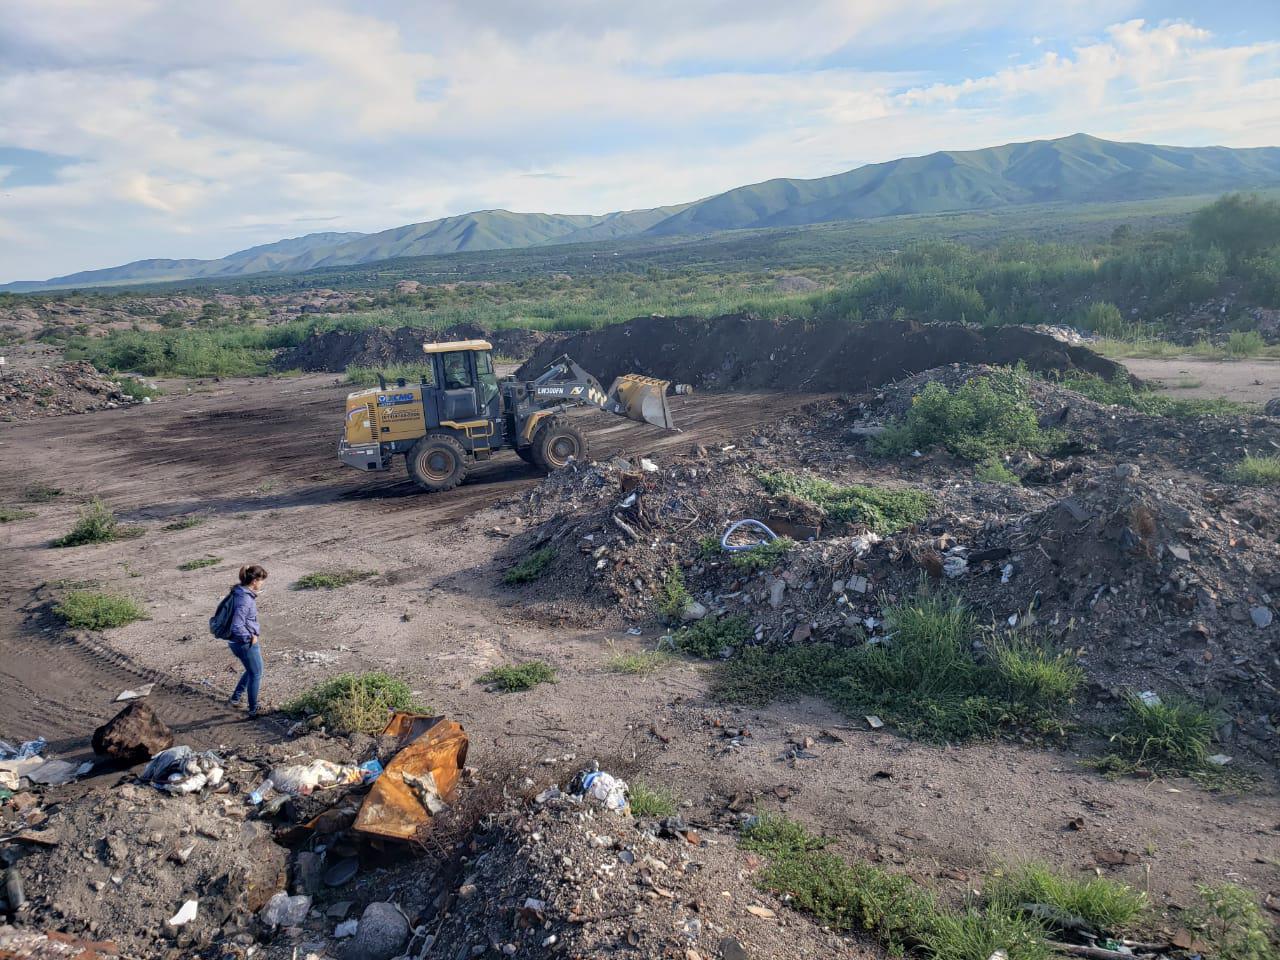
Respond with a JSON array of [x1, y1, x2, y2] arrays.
[[1121, 356, 1280, 404], [1, 374, 1277, 917]]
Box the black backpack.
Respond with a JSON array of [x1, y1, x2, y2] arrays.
[[209, 590, 237, 640]]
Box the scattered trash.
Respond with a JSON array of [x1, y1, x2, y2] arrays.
[[639, 457, 659, 473], [865, 715, 884, 729], [720, 518, 778, 552], [1000, 563, 1015, 584], [571, 768, 630, 815], [259, 891, 312, 927], [6, 739, 46, 761], [334, 918, 359, 938], [92, 701, 173, 763], [269, 758, 367, 797], [942, 556, 968, 578], [1206, 753, 1232, 766], [141, 746, 224, 795], [5, 866, 25, 910], [26, 760, 82, 786], [113, 683, 155, 702], [1137, 691, 1161, 708], [323, 856, 360, 888], [353, 714, 469, 841], [167, 899, 198, 927]]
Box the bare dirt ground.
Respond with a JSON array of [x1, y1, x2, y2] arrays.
[[1120, 357, 1280, 404], [1, 372, 1277, 956]]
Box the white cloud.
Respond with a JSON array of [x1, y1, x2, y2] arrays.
[[0, 2, 1275, 281]]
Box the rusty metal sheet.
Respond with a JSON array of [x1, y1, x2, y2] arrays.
[[353, 714, 468, 841]]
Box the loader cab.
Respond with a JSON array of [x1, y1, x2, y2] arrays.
[[423, 339, 502, 429]]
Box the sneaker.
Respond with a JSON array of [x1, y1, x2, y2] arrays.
[[226, 697, 242, 709]]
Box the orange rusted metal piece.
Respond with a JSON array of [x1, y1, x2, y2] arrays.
[[353, 713, 468, 841]]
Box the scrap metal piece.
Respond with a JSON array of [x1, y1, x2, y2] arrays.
[[353, 714, 468, 841]]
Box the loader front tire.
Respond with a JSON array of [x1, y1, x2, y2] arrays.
[[407, 434, 468, 492], [531, 418, 588, 472], [515, 447, 536, 465]]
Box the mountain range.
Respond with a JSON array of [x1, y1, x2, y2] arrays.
[[8, 133, 1280, 292]]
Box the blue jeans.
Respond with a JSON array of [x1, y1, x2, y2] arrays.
[[228, 640, 262, 712]]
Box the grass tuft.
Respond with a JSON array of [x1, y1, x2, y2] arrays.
[[1232, 455, 1280, 486], [163, 514, 207, 531], [875, 373, 1051, 461], [606, 648, 670, 675], [0, 507, 36, 522], [985, 864, 1147, 932], [730, 537, 795, 571], [975, 457, 1021, 485], [51, 498, 143, 547], [1059, 371, 1248, 419], [757, 471, 933, 533], [293, 568, 378, 590], [23, 484, 64, 503], [502, 546, 557, 584], [1104, 692, 1221, 775], [480, 660, 556, 692], [54, 590, 147, 630], [282, 672, 422, 734], [673, 614, 753, 658], [178, 556, 221, 571], [628, 781, 678, 818]]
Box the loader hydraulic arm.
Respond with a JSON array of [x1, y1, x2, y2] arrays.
[[522, 354, 676, 429]]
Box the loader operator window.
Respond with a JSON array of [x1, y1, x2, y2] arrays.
[[442, 352, 470, 391], [476, 351, 499, 406]]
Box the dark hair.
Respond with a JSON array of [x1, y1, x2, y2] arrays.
[[239, 564, 268, 586]]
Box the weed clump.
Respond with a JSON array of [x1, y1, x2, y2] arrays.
[[628, 782, 678, 818], [975, 457, 1020, 485], [1058, 371, 1247, 418], [293, 569, 378, 590], [0, 507, 36, 523], [1232, 455, 1280, 486], [1190, 883, 1279, 960], [52, 498, 142, 548], [606, 649, 670, 674], [656, 565, 693, 620], [757, 471, 933, 533], [502, 546, 556, 584], [23, 484, 63, 503], [163, 515, 206, 531], [178, 556, 221, 571], [282, 672, 422, 734], [674, 615, 753, 658], [480, 660, 556, 692], [54, 590, 147, 630], [730, 537, 794, 571], [985, 864, 1147, 931], [713, 584, 1080, 741], [875, 373, 1050, 461], [1104, 693, 1221, 775]]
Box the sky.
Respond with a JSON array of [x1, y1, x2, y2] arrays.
[[1, 1, 1278, 282]]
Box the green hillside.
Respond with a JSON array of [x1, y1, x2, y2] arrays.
[[8, 134, 1280, 292]]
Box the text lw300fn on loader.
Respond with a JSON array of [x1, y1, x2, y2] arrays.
[[338, 338, 678, 492]]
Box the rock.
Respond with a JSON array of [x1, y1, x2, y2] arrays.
[[1115, 463, 1140, 479], [848, 575, 869, 594], [1264, 397, 1280, 417], [681, 601, 708, 622], [1250, 606, 1273, 628], [720, 937, 750, 960], [92, 701, 173, 763], [293, 851, 324, 896], [768, 580, 786, 608], [1168, 545, 1191, 562], [342, 902, 409, 960]]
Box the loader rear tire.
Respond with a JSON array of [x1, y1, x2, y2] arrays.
[[531, 418, 588, 472], [407, 434, 468, 492]]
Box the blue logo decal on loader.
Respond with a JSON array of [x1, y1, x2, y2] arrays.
[[377, 392, 416, 406]]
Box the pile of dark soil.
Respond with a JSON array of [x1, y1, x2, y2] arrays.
[[517, 315, 1130, 392], [508, 365, 1280, 762], [0, 362, 140, 421], [275, 323, 552, 373]]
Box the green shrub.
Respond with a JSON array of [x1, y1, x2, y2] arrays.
[[1058, 371, 1248, 419], [1108, 692, 1221, 774], [730, 537, 794, 571], [1233, 455, 1280, 486], [985, 863, 1146, 932], [656, 565, 693, 620], [874, 374, 1050, 461], [52, 498, 141, 547], [282, 672, 422, 734], [480, 660, 556, 692], [629, 781, 678, 818], [674, 614, 753, 658], [1190, 883, 1279, 960], [757, 471, 933, 533], [1077, 301, 1129, 337], [293, 569, 378, 590], [975, 458, 1020, 485], [502, 546, 557, 584], [54, 591, 147, 630], [178, 556, 221, 571], [116, 376, 159, 401], [0, 507, 36, 522]]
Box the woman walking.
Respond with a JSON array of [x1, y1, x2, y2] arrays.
[[226, 564, 268, 716]]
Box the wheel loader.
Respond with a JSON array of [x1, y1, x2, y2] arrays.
[[338, 338, 677, 492]]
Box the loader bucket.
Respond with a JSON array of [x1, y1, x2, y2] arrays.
[[606, 374, 676, 429]]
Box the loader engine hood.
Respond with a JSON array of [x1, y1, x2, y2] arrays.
[[345, 388, 379, 445]]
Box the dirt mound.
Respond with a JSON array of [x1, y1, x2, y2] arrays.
[[517, 315, 1129, 392], [275, 324, 553, 373], [0, 362, 140, 421]]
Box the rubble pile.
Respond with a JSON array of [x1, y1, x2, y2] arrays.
[[0, 362, 143, 421], [511, 365, 1280, 760]]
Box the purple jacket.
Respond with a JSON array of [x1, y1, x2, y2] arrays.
[[227, 585, 260, 643]]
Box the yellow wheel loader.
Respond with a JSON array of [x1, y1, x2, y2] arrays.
[[338, 339, 677, 492]]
